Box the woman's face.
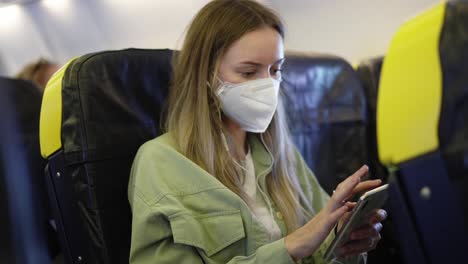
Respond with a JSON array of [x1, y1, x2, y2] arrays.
[[218, 26, 284, 84]]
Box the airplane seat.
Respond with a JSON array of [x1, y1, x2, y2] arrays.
[[437, 0, 468, 222], [356, 58, 404, 264], [0, 78, 56, 263], [355, 56, 388, 181], [39, 49, 173, 264], [377, 1, 468, 263], [281, 53, 369, 195], [39, 49, 370, 263]]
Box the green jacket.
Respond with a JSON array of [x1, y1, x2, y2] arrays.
[[128, 133, 365, 263]]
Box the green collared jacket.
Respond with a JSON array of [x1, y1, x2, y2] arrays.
[[128, 133, 365, 264]]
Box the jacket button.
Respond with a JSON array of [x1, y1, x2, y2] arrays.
[[276, 212, 283, 220]]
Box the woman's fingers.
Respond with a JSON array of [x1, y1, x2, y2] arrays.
[[285, 166, 381, 261], [345, 201, 357, 211], [338, 214, 386, 257], [351, 179, 382, 197], [335, 202, 356, 232], [338, 233, 381, 257], [328, 165, 369, 212], [368, 209, 387, 224], [350, 223, 383, 240], [328, 204, 350, 223], [349, 164, 370, 179]]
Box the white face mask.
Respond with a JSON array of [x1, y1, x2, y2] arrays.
[[217, 77, 280, 133]]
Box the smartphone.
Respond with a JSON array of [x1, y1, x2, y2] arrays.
[[324, 184, 389, 261]]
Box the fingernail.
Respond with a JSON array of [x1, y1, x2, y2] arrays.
[[379, 209, 387, 218]]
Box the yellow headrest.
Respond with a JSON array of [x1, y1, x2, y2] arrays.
[[377, 2, 446, 166], [39, 58, 78, 158]]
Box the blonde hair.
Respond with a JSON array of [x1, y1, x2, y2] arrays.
[[15, 58, 57, 91], [166, 0, 312, 232]]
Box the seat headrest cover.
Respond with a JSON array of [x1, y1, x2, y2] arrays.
[[40, 58, 77, 158], [46, 49, 173, 164], [377, 2, 446, 165]]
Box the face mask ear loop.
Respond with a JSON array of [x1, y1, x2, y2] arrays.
[[221, 131, 248, 172], [220, 131, 230, 152], [208, 80, 224, 123], [215, 76, 225, 96], [216, 86, 224, 96]]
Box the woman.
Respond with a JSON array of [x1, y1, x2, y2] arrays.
[[128, 0, 386, 263]]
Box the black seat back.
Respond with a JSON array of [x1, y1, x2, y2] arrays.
[[40, 49, 173, 264], [282, 53, 368, 194], [356, 57, 388, 180]]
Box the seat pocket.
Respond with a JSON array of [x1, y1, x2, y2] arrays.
[[169, 210, 245, 257]]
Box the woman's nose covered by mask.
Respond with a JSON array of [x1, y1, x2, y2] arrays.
[[217, 77, 280, 133]]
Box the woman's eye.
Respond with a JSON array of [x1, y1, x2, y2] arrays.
[[241, 72, 256, 78]]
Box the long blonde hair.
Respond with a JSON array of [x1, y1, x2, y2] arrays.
[[166, 0, 312, 232]]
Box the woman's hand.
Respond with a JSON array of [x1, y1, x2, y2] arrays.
[[284, 165, 369, 261], [335, 179, 388, 258], [337, 208, 387, 258]]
